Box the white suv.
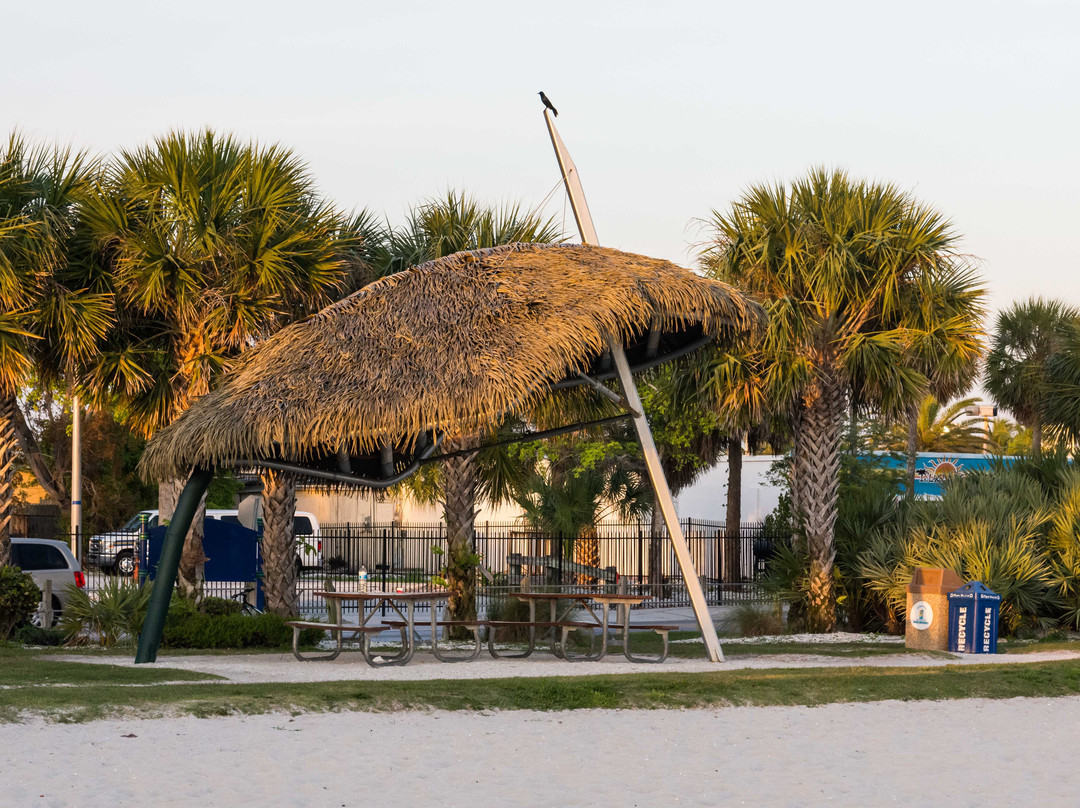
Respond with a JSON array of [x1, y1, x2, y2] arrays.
[[87, 509, 322, 575], [10, 537, 85, 627]]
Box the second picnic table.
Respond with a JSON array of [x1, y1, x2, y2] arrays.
[[499, 591, 673, 662], [293, 589, 449, 666]]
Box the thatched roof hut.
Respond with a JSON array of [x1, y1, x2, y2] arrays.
[[140, 243, 764, 484]]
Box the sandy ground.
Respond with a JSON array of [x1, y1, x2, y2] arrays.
[[3, 697, 1078, 808]]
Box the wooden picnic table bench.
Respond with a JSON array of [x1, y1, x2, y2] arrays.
[[608, 623, 680, 663], [284, 620, 392, 663]]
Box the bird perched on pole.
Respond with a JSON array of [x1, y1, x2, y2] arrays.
[[538, 91, 558, 117]]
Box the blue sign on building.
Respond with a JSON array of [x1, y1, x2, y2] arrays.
[[875, 453, 1017, 499]]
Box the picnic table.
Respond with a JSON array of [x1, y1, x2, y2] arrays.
[[287, 588, 676, 664], [500, 591, 675, 662], [287, 589, 449, 666]]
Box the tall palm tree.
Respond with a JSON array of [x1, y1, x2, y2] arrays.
[[985, 298, 1080, 458], [701, 168, 985, 631], [81, 130, 356, 602], [0, 134, 111, 566], [673, 342, 778, 584], [385, 191, 563, 628]]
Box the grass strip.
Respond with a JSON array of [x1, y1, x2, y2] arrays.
[[0, 655, 220, 688], [3, 659, 1079, 724]]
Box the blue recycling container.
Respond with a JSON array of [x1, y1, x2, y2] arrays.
[[947, 581, 1001, 653]]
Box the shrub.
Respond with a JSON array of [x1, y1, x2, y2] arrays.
[[161, 609, 321, 649], [484, 586, 534, 641], [859, 469, 1058, 635], [13, 624, 67, 646], [0, 566, 40, 640], [721, 603, 785, 637], [200, 596, 242, 617], [60, 579, 151, 647]]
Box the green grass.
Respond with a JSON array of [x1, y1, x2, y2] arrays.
[[0, 647, 220, 688], [619, 630, 928, 659], [3, 658, 1080, 724], [1002, 639, 1080, 654]]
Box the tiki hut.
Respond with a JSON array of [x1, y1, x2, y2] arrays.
[[140, 243, 763, 483]]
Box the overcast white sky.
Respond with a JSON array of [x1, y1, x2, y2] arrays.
[[6, 0, 1078, 318]]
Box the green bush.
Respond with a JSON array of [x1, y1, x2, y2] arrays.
[[858, 461, 1070, 635], [200, 596, 243, 616], [0, 566, 41, 640], [721, 602, 785, 637], [60, 579, 152, 647], [161, 608, 322, 649], [13, 624, 67, 646]]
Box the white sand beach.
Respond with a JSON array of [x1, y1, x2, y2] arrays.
[[4, 696, 1078, 808]]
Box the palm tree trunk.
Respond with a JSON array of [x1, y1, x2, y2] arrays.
[[442, 435, 479, 636], [1032, 417, 1042, 459], [905, 405, 919, 497], [260, 468, 298, 617], [0, 395, 18, 567], [159, 477, 207, 599], [793, 377, 844, 633], [723, 432, 743, 584], [574, 525, 601, 585], [647, 504, 664, 593]]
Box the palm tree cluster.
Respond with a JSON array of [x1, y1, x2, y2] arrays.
[[698, 169, 986, 631], [6, 128, 1005, 642]]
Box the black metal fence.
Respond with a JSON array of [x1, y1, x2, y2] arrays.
[[70, 520, 789, 615], [13, 505, 62, 542]]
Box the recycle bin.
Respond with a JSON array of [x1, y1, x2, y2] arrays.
[[905, 567, 964, 650], [948, 581, 1001, 654]]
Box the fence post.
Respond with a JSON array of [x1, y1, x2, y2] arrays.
[[137, 512, 149, 588], [41, 579, 53, 627], [637, 527, 643, 590], [255, 516, 265, 612], [381, 529, 388, 616]]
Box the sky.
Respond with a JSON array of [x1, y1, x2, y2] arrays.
[[6, 0, 1079, 320]]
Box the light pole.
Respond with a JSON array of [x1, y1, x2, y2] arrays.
[[70, 393, 82, 562]]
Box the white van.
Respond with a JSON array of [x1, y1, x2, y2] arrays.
[[87, 509, 321, 575], [10, 537, 85, 627]]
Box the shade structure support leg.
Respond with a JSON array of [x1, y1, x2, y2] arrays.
[[135, 466, 215, 664], [610, 344, 724, 663]]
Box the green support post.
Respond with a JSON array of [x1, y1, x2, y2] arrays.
[[135, 467, 214, 664]]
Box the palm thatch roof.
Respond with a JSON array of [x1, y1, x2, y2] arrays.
[[140, 243, 764, 483]]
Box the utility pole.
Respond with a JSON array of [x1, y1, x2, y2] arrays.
[[70, 394, 82, 562]]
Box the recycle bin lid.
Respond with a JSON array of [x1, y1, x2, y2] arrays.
[[906, 567, 964, 595], [948, 581, 1002, 601]]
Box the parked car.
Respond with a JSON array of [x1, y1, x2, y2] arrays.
[[10, 537, 85, 627], [87, 509, 322, 575]]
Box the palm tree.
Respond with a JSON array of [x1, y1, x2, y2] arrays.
[[514, 434, 651, 584], [984, 417, 1031, 455], [895, 262, 985, 492], [81, 129, 356, 604], [0, 134, 112, 566], [385, 191, 563, 627], [673, 342, 778, 584], [985, 298, 1080, 458], [908, 395, 987, 453], [701, 168, 986, 631]]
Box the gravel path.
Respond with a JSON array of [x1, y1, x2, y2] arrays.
[[49, 647, 1080, 684]]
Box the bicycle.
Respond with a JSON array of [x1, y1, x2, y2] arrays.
[[229, 585, 264, 616]]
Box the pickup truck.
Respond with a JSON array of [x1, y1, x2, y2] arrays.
[[87, 509, 321, 575]]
